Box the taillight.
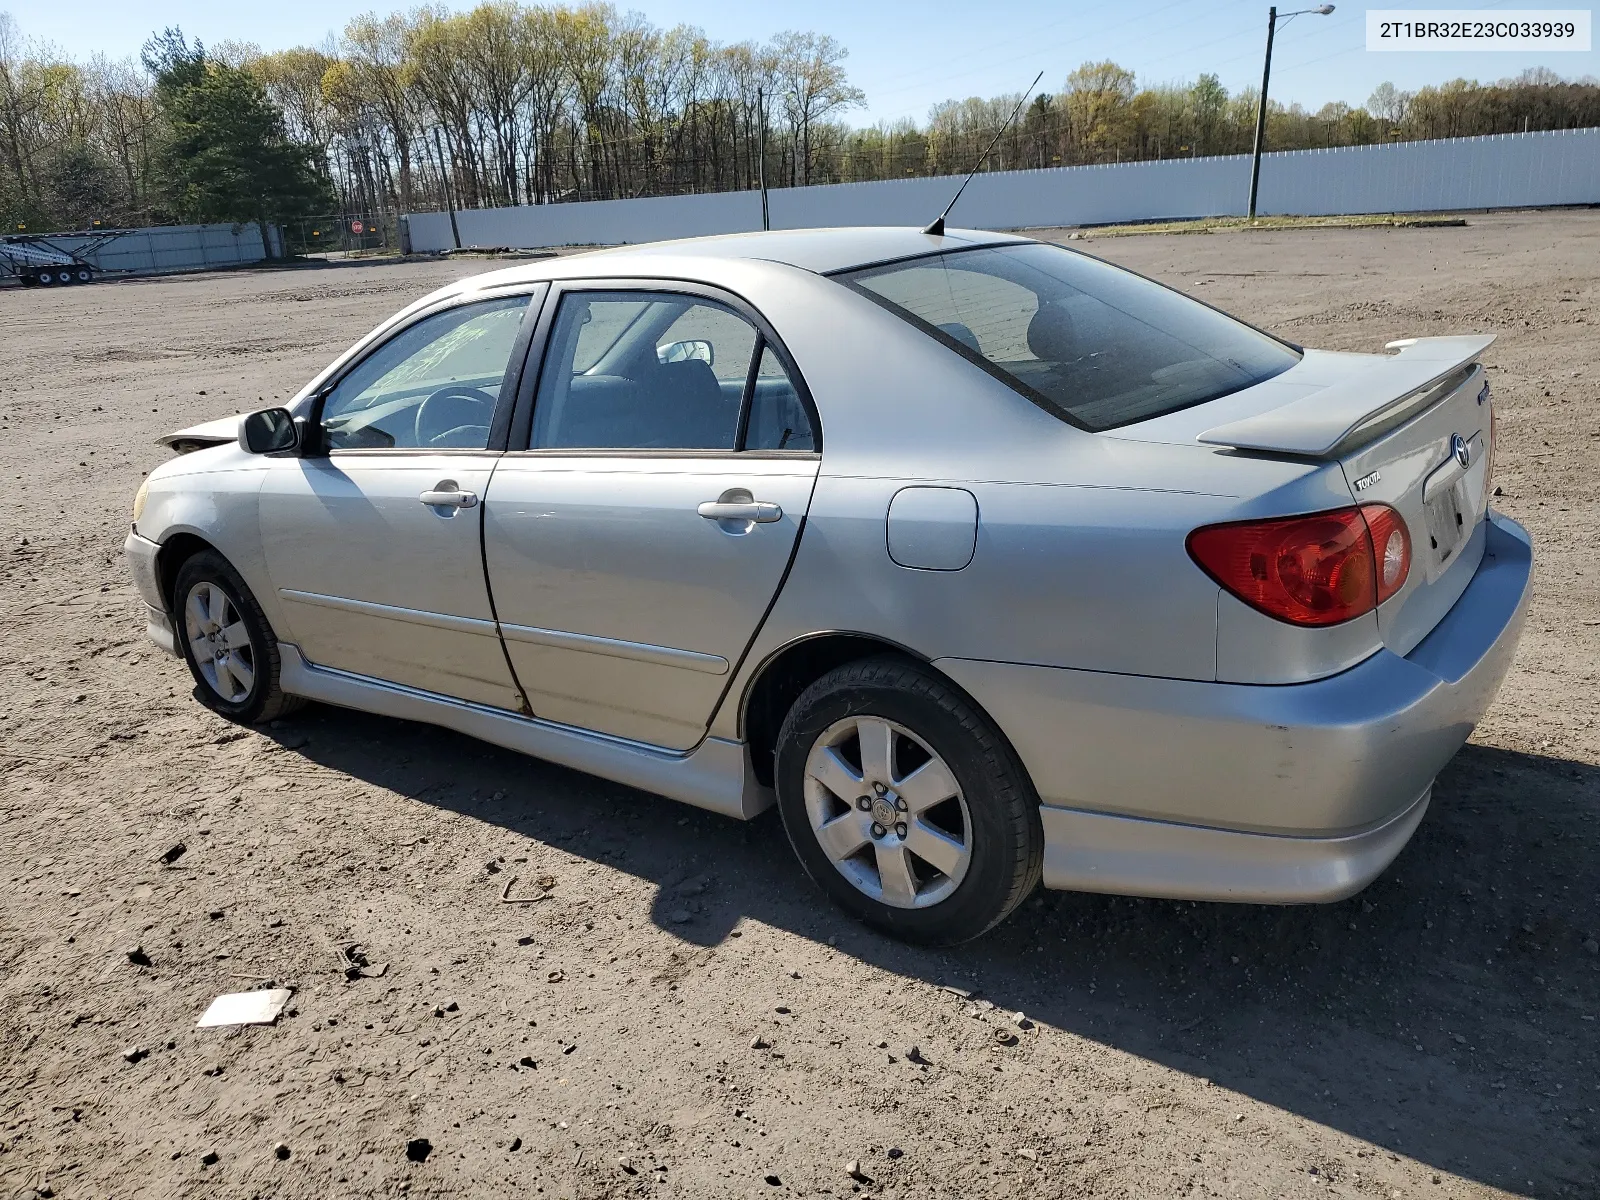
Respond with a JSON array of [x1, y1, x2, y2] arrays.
[[1187, 504, 1410, 627], [1361, 503, 1411, 604]]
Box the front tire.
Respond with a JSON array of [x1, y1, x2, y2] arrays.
[[173, 550, 303, 723], [774, 656, 1043, 945]]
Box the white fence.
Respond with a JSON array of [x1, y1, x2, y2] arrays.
[[404, 128, 1600, 253], [37, 222, 283, 274]]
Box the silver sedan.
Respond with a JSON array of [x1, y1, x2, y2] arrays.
[[125, 227, 1531, 944]]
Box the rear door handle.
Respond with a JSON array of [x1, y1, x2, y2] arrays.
[[420, 484, 479, 509], [698, 500, 782, 523]]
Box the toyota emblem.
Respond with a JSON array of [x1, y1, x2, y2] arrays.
[[1452, 433, 1470, 469]]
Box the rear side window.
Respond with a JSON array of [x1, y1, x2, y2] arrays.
[[530, 291, 813, 453], [841, 243, 1299, 431], [745, 345, 814, 451]]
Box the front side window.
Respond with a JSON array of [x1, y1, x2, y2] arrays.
[[531, 291, 810, 452], [320, 293, 532, 450], [841, 243, 1299, 431]]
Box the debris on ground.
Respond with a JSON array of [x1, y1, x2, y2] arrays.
[[124, 945, 151, 966], [500, 875, 554, 903], [336, 943, 388, 980], [120, 1046, 146, 1063], [158, 843, 187, 866], [273, 1142, 291, 1161], [195, 987, 294, 1029], [405, 1137, 433, 1162]]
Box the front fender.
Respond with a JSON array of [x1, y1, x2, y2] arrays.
[[134, 454, 291, 642]]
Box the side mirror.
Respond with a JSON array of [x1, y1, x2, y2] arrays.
[[239, 408, 298, 455], [657, 338, 713, 367]]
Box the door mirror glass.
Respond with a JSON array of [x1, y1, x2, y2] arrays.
[[239, 408, 298, 454], [657, 338, 713, 366]]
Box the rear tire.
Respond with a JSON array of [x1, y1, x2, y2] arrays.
[[773, 656, 1043, 945], [36, 271, 56, 286], [173, 550, 304, 724]]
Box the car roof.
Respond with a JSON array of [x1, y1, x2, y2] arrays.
[[458, 227, 1033, 291], [580, 226, 1029, 275]]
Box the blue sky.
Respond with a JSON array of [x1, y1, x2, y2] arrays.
[[7, 0, 1596, 124]]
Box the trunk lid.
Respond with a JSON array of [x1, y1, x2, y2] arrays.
[[1118, 335, 1496, 658], [1327, 356, 1493, 657]]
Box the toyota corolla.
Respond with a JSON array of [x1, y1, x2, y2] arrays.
[[125, 227, 1531, 944]]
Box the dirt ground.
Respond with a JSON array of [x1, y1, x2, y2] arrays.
[[0, 210, 1596, 1200]]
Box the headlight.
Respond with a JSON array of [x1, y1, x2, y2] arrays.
[[132, 479, 149, 525]]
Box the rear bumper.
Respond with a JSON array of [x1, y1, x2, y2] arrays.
[[124, 529, 178, 656], [937, 511, 1532, 903]]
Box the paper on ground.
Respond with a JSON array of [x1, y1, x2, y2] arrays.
[[196, 988, 294, 1028]]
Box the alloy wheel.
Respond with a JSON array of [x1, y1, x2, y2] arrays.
[[183, 581, 256, 703], [802, 715, 972, 909]]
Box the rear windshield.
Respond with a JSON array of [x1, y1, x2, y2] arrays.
[[841, 242, 1299, 431]]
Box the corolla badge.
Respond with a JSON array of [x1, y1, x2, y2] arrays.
[[1452, 433, 1471, 469]]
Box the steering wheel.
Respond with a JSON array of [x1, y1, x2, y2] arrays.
[[415, 385, 496, 448]]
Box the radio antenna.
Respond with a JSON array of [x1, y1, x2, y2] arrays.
[[923, 70, 1044, 237]]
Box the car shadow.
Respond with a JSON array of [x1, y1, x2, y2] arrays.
[[273, 706, 1597, 1196]]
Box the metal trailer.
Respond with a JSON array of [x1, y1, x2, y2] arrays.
[[0, 230, 136, 288]]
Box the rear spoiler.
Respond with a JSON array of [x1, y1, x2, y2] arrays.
[[1197, 334, 1495, 458]]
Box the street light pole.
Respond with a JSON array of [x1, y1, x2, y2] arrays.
[[1247, 4, 1334, 221], [757, 87, 770, 231], [432, 126, 462, 250], [1247, 7, 1278, 221]]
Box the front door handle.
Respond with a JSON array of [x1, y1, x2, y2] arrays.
[[698, 500, 782, 523], [420, 482, 479, 509]]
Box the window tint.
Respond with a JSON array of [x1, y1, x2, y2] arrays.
[[532, 292, 755, 451], [744, 346, 814, 451], [843, 243, 1299, 431], [321, 294, 530, 450]]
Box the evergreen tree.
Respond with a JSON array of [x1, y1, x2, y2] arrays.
[[141, 28, 330, 256]]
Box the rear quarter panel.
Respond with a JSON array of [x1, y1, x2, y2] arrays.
[[701, 267, 1401, 742], [703, 283, 1382, 739]]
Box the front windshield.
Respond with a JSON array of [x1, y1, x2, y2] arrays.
[[841, 242, 1300, 431]]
